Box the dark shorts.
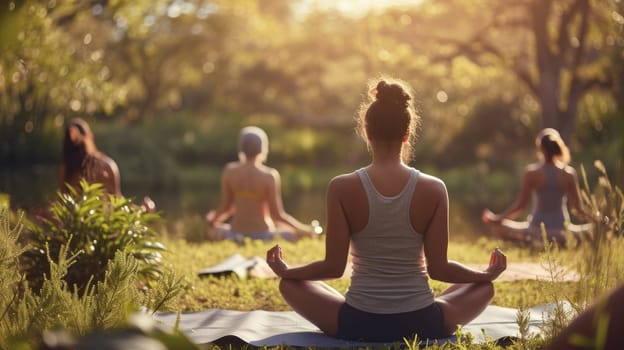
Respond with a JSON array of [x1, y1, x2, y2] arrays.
[[336, 302, 447, 342]]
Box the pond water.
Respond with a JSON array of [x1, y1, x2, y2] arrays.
[[1, 165, 483, 241]]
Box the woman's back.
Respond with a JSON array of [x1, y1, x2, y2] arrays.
[[529, 163, 569, 230], [346, 167, 433, 314], [224, 162, 274, 233], [63, 150, 119, 196]]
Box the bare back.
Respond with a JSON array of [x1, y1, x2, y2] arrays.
[[222, 161, 277, 233], [62, 151, 121, 197]]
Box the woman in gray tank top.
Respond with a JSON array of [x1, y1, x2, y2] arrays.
[[482, 128, 591, 246], [266, 78, 507, 342]]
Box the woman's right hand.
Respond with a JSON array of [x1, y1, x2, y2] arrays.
[[266, 244, 289, 278], [205, 210, 216, 227], [485, 248, 507, 280], [141, 196, 156, 213]]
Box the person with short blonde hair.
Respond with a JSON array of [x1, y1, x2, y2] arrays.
[[206, 126, 316, 242]]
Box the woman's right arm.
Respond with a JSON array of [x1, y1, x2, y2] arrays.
[[425, 180, 506, 283], [267, 176, 350, 280], [208, 166, 235, 226]]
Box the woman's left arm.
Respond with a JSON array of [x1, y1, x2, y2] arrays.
[[266, 169, 313, 232], [267, 178, 350, 280]]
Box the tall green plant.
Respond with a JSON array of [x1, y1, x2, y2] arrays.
[[573, 161, 624, 306], [23, 180, 167, 292], [0, 208, 27, 349], [539, 160, 624, 342]]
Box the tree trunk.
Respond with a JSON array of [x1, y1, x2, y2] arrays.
[[537, 69, 561, 130], [531, 0, 561, 132]]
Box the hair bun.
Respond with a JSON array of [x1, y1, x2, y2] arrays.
[[375, 80, 410, 108]]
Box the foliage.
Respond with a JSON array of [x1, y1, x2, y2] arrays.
[[5, 161, 624, 349], [0, 1, 121, 164], [571, 161, 624, 302], [533, 160, 624, 343], [0, 207, 188, 350], [405, 0, 622, 140], [22, 180, 167, 293]]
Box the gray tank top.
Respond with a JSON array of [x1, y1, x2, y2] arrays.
[[529, 164, 569, 230], [345, 168, 434, 314]]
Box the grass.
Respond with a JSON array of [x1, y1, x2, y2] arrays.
[[156, 173, 624, 349], [160, 233, 575, 314], [154, 232, 580, 350], [2, 161, 621, 349]]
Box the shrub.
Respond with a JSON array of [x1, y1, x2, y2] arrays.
[[0, 207, 188, 349], [22, 180, 167, 293]]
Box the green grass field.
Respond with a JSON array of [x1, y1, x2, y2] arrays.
[[2, 162, 621, 349], [162, 234, 566, 313], [153, 225, 624, 349]]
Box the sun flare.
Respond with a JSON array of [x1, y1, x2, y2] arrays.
[[296, 0, 423, 17]]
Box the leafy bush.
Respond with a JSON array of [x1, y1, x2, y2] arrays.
[[22, 180, 167, 293], [0, 207, 188, 350]]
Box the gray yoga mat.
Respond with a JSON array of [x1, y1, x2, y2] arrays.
[[154, 302, 562, 347]]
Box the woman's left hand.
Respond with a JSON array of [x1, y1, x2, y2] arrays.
[[266, 244, 289, 277], [141, 196, 156, 213], [481, 209, 501, 224], [485, 248, 507, 280]]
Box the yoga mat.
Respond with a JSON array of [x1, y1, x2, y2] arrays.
[[154, 303, 564, 347]]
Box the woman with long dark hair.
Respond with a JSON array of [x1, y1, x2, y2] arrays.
[[60, 118, 154, 211]]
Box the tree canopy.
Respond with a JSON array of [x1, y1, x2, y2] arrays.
[[1, 0, 622, 166]]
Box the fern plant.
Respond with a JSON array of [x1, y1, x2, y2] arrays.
[[22, 180, 167, 293]]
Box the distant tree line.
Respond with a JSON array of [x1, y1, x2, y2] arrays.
[[1, 0, 622, 169]]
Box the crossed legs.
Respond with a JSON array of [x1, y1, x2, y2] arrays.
[[278, 279, 344, 336], [278, 279, 494, 338], [435, 282, 495, 334]]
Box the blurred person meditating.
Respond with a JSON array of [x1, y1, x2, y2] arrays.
[[482, 128, 591, 245], [206, 126, 319, 242], [60, 117, 155, 212], [266, 78, 507, 342]]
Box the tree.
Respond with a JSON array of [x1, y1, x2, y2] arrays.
[[408, 0, 622, 141], [0, 1, 121, 164]]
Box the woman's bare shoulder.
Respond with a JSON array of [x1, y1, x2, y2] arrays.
[[257, 164, 280, 178], [414, 171, 447, 196], [328, 171, 361, 191], [562, 164, 578, 176], [525, 162, 543, 172], [94, 152, 119, 175], [224, 161, 240, 171]]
